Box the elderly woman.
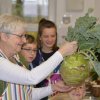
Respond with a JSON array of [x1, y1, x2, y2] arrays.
[[0, 14, 77, 100]]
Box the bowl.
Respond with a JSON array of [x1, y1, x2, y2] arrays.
[[91, 85, 100, 97]]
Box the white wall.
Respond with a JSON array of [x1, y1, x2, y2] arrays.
[[0, 0, 100, 45], [0, 0, 12, 14], [94, 0, 100, 23], [56, 0, 96, 45]]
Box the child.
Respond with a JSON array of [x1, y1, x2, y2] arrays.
[[32, 18, 61, 100], [19, 34, 75, 99], [19, 34, 37, 68], [20, 34, 85, 100]]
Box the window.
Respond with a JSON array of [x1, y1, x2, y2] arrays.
[[12, 0, 48, 23]]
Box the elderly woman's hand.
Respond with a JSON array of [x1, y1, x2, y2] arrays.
[[58, 41, 78, 57], [51, 80, 74, 93]]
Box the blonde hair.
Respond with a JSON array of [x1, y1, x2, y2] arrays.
[[0, 14, 27, 34]]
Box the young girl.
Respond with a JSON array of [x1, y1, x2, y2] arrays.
[[19, 34, 37, 68], [30, 18, 61, 100]]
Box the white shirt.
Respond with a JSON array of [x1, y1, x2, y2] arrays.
[[0, 51, 63, 99]]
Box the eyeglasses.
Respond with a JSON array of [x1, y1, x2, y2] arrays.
[[21, 48, 37, 53], [10, 34, 26, 38]]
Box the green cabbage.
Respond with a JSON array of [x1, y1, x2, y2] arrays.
[[60, 8, 100, 86], [60, 53, 90, 86]]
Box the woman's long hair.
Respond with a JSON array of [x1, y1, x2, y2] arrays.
[[37, 18, 58, 51]]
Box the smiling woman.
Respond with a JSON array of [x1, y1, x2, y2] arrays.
[[0, 14, 78, 100]]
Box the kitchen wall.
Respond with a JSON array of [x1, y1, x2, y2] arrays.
[[0, 0, 100, 45], [0, 0, 12, 14], [56, 0, 98, 45]]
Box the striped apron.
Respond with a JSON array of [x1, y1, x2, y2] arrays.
[[0, 53, 32, 100]]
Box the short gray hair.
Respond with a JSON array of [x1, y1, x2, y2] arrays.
[[0, 14, 27, 34]]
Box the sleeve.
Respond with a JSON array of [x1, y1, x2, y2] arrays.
[[0, 51, 63, 85], [32, 85, 53, 100]]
